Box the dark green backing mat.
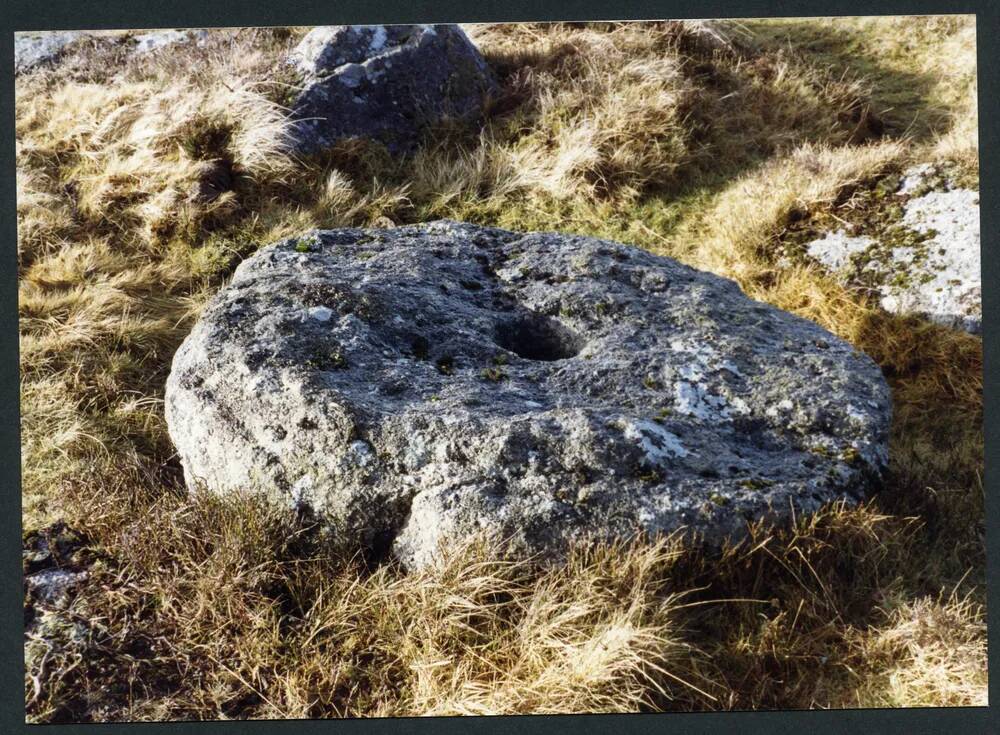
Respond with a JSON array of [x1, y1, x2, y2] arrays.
[[1, 1, 996, 732]]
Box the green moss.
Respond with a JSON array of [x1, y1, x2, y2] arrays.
[[637, 468, 662, 483], [873, 171, 903, 198], [481, 367, 508, 382], [306, 347, 348, 370], [652, 407, 673, 424], [292, 234, 321, 253], [840, 446, 862, 465]]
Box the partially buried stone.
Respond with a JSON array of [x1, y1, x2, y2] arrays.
[[14, 31, 88, 74], [23, 523, 98, 712], [286, 25, 498, 154], [803, 164, 981, 334], [165, 221, 891, 569], [131, 29, 211, 55]]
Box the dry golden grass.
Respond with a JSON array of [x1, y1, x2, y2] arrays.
[[17, 17, 985, 721], [845, 591, 988, 708], [36, 485, 712, 720], [17, 76, 295, 253]]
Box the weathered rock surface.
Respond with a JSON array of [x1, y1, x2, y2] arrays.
[[14, 31, 88, 74], [24, 523, 95, 702], [131, 28, 210, 55], [166, 221, 891, 568], [805, 164, 981, 333], [15, 28, 215, 74], [23, 523, 91, 609], [287, 25, 498, 154]]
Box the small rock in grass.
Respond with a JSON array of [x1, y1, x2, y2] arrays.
[[22, 520, 96, 681], [131, 29, 200, 54]]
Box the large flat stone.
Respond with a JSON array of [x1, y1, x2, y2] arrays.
[[166, 221, 891, 568]]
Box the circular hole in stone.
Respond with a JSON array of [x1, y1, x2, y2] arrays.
[[494, 313, 584, 361]]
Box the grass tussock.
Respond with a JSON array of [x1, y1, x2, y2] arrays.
[[847, 591, 988, 708], [17, 17, 984, 720], [409, 20, 883, 225], [38, 483, 709, 720], [17, 75, 295, 251]]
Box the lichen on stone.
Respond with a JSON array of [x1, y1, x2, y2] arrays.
[[166, 221, 891, 569]]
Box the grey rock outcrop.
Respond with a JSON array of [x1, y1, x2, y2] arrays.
[[165, 221, 891, 569], [287, 25, 498, 154], [15, 28, 215, 74], [131, 28, 211, 55], [804, 164, 981, 333], [14, 31, 88, 74], [24, 522, 95, 702]]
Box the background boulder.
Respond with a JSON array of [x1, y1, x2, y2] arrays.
[[15, 31, 88, 74], [287, 25, 498, 154]]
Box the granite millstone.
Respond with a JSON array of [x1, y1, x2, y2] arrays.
[[287, 25, 498, 154], [165, 221, 891, 568]]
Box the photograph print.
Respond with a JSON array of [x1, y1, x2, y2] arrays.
[[15, 15, 986, 722]]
